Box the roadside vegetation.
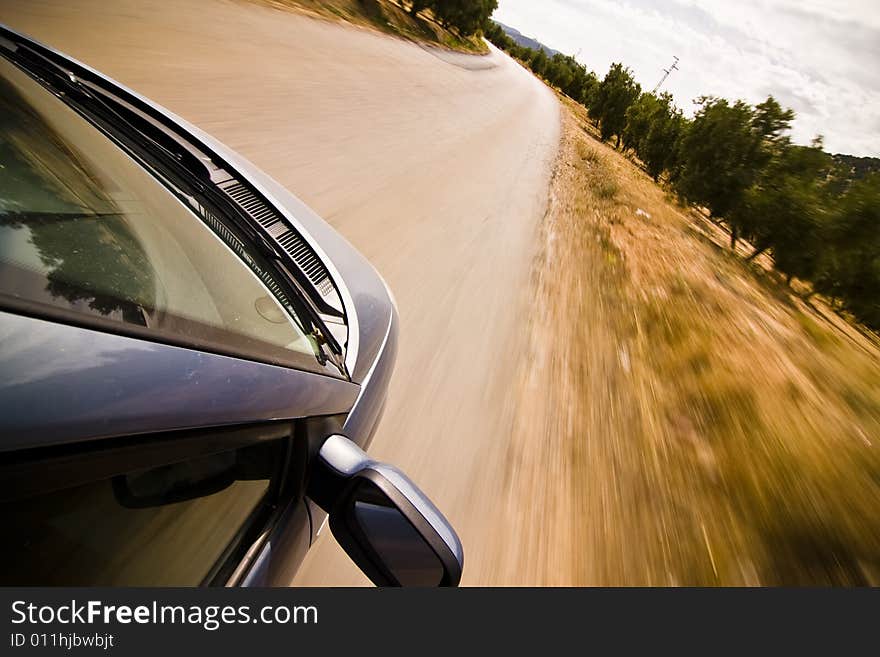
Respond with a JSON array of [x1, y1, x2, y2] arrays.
[[259, 0, 496, 53], [499, 98, 880, 585], [255, 2, 879, 584], [481, 11, 880, 585], [486, 22, 880, 334]]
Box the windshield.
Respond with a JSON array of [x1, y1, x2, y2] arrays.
[[0, 56, 327, 371]]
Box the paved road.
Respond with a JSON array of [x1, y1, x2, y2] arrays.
[[0, 0, 560, 585]]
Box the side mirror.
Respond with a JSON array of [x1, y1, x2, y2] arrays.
[[313, 435, 463, 587]]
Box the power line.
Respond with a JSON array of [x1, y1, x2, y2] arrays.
[[652, 55, 679, 94]]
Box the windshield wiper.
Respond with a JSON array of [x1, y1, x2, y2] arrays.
[[2, 36, 347, 375]]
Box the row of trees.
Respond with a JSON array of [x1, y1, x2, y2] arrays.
[[403, 0, 497, 36], [486, 23, 880, 331], [485, 22, 598, 105]]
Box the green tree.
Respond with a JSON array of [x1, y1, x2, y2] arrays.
[[637, 97, 688, 181], [529, 48, 548, 77], [483, 20, 513, 48], [752, 96, 796, 150], [590, 63, 641, 148], [735, 141, 830, 284], [622, 92, 661, 153], [675, 97, 765, 245], [510, 45, 530, 61], [577, 70, 599, 108], [431, 0, 497, 36], [483, 20, 598, 108], [728, 96, 798, 250], [545, 54, 573, 93], [818, 174, 880, 327]]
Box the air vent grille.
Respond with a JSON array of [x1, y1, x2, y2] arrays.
[[219, 180, 335, 297], [196, 202, 295, 312]]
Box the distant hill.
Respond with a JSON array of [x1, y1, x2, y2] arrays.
[[831, 153, 880, 181], [494, 21, 562, 57]]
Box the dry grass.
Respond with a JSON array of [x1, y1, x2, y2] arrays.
[[253, 0, 488, 53], [496, 95, 880, 585]]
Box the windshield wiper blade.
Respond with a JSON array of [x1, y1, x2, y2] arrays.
[[4, 39, 209, 181], [2, 34, 348, 376]]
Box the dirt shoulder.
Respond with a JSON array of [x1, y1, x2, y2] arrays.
[[492, 96, 880, 585], [252, 0, 488, 53]]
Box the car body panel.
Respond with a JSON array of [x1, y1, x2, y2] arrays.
[[0, 311, 360, 452], [238, 499, 313, 587], [342, 304, 399, 448]]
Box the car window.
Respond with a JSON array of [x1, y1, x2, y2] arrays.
[[0, 433, 285, 586], [0, 57, 325, 370]]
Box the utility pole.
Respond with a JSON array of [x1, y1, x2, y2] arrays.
[[652, 55, 679, 94]]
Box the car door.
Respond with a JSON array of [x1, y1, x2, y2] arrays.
[[0, 418, 299, 586], [0, 313, 357, 586]]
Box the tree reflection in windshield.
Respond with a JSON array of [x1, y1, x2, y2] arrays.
[[1, 58, 322, 369], [0, 76, 156, 326]]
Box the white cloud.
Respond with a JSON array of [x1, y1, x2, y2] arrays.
[[494, 0, 880, 155]]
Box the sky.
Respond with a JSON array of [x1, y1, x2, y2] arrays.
[[493, 0, 880, 157]]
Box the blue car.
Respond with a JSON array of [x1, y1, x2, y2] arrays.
[[0, 25, 462, 587]]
